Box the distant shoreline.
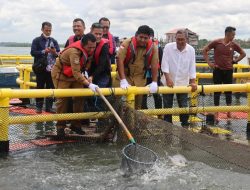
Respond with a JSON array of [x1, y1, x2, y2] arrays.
[[0, 42, 64, 48], [1, 41, 250, 49]]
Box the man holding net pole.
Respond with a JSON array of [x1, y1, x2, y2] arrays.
[[51, 34, 99, 137]]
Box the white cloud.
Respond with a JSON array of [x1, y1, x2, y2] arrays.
[[0, 0, 250, 43]]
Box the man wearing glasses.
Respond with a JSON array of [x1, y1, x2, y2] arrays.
[[99, 17, 116, 64]]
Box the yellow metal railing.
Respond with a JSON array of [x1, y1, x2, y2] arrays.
[[16, 65, 36, 88], [1, 84, 250, 116], [0, 54, 249, 89], [14, 64, 118, 89], [1, 54, 249, 68], [0, 55, 33, 66], [1, 84, 250, 152], [15, 63, 250, 90]]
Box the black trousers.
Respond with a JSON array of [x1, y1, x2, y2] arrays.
[[163, 93, 189, 126], [213, 68, 233, 106], [35, 71, 54, 109]]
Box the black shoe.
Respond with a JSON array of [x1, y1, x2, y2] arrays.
[[70, 126, 85, 135], [57, 127, 65, 137], [36, 108, 42, 114]]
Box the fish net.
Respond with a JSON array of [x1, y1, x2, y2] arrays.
[[4, 91, 250, 175], [96, 95, 250, 174], [121, 143, 158, 175], [92, 91, 159, 174]]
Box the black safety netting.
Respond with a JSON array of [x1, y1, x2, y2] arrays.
[[2, 90, 250, 174]]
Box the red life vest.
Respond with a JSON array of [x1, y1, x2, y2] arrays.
[[68, 35, 75, 45], [94, 38, 109, 65], [124, 37, 154, 70], [107, 32, 114, 55], [152, 39, 161, 69], [153, 39, 159, 46], [61, 41, 88, 77]]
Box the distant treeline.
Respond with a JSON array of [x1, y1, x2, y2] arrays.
[[0, 42, 65, 48], [1, 39, 250, 49], [198, 39, 250, 49], [0, 42, 31, 47]]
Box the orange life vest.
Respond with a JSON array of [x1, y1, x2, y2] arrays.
[[94, 38, 109, 65], [152, 39, 161, 69], [61, 41, 88, 77], [124, 37, 154, 70]]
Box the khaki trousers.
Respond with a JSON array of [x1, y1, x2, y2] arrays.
[[52, 77, 84, 127], [114, 71, 146, 109]]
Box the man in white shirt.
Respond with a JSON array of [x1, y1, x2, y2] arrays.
[[161, 30, 197, 127]]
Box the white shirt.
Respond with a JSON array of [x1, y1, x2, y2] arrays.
[[161, 42, 196, 86]]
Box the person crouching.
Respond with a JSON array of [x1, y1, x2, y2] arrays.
[[51, 33, 99, 136]]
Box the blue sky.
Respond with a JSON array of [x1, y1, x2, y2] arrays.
[[0, 0, 250, 44]]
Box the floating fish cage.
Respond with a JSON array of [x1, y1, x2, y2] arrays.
[[0, 67, 19, 88]]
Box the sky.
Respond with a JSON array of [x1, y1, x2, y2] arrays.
[[1, 0, 250, 44]]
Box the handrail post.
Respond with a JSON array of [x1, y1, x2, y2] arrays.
[[23, 66, 31, 89], [126, 88, 135, 109], [16, 57, 20, 65], [0, 89, 10, 153], [247, 83, 250, 133], [190, 75, 199, 107], [190, 77, 199, 125], [19, 66, 24, 89]]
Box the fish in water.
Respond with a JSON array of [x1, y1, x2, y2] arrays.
[[169, 154, 188, 167]]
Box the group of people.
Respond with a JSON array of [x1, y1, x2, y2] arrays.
[[31, 17, 246, 136], [31, 18, 115, 135]]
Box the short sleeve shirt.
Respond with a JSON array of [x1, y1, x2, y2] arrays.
[[208, 39, 242, 70]]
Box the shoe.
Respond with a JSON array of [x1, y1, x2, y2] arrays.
[[70, 126, 85, 135], [36, 108, 42, 114], [56, 126, 65, 137]]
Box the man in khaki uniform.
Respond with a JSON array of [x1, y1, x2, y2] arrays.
[[51, 33, 98, 136], [116, 25, 159, 109]]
